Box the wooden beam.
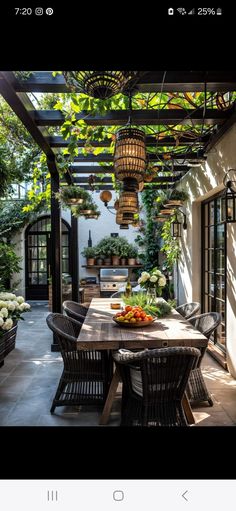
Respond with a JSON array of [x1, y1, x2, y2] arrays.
[[70, 152, 205, 163], [69, 165, 189, 173], [0, 72, 73, 185], [77, 184, 172, 190], [34, 109, 227, 127], [66, 176, 179, 184], [15, 71, 236, 93], [205, 105, 236, 153], [71, 214, 79, 303], [47, 134, 210, 148]]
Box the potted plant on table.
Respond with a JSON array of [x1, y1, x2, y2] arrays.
[[81, 247, 96, 266], [0, 292, 31, 367], [138, 267, 167, 303]]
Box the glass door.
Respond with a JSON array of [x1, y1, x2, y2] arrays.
[[202, 196, 226, 352]]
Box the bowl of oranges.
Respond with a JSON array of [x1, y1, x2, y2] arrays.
[[113, 305, 155, 327]]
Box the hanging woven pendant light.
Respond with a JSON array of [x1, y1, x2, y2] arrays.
[[119, 191, 139, 215], [114, 127, 146, 183], [63, 71, 136, 99], [116, 210, 134, 225]]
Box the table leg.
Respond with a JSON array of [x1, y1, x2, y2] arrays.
[[182, 393, 195, 424], [99, 368, 120, 426]]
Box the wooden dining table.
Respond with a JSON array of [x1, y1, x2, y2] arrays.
[[77, 298, 208, 425]]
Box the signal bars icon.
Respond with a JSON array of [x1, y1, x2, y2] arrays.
[[188, 8, 195, 14]]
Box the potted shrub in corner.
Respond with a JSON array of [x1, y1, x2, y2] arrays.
[[0, 292, 31, 367], [81, 247, 96, 266]]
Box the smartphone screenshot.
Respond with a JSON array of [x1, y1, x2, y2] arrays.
[[0, 1, 235, 500]]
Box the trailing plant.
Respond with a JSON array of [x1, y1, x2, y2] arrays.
[[160, 216, 181, 271], [0, 199, 45, 240], [134, 188, 160, 272], [168, 189, 189, 201]]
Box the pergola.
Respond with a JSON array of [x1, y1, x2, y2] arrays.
[[0, 70, 236, 346]]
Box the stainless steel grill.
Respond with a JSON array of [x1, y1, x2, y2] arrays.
[[100, 268, 128, 293]]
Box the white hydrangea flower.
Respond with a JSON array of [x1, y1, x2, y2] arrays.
[[150, 275, 158, 283], [0, 308, 8, 318], [140, 271, 150, 283], [0, 317, 4, 327], [2, 318, 13, 331], [6, 301, 15, 311], [19, 302, 31, 312], [16, 296, 25, 304], [0, 300, 6, 308], [23, 303, 31, 311], [12, 301, 20, 309], [158, 276, 166, 287]]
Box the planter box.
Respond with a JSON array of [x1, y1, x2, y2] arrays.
[[0, 322, 18, 368]]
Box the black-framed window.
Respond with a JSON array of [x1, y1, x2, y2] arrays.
[[202, 196, 226, 351]]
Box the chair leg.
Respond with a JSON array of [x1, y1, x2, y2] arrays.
[[187, 368, 213, 406], [50, 403, 56, 414]]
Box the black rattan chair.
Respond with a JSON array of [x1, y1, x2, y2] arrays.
[[176, 302, 200, 319], [46, 313, 113, 413], [113, 347, 200, 426], [187, 312, 221, 406], [63, 300, 88, 323]]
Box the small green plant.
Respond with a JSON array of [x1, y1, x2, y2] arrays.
[[127, 245, 138, 258], [169, 189, 189, 201], [0, 243, 22, 291], [57, 186, 90, 201], [81, 247, 96, 258]]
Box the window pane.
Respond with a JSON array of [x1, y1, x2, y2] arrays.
[[62, 247, 69, 258], [62, 234, 68, 247], [209, 273, 214, 295], [38, 260, 47, 271], [38, 234, 47, 246], [62, 260, 69, 273], [209, 226, 214, 248], [216, 250, 224, 273], [216, 224, 224, 248], [38, 246, 47, 259], [29, 273, 38, 285], [31, 260, 38, 272], [209, 202, 214, 225], [38, 273, 47, 284], [28, 247, 37, 258]]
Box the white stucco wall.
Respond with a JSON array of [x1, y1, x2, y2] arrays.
[[176, 123, 236, 377], [11, 191, 139, 293]]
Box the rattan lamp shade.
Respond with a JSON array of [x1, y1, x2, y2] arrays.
[[116, 211, 134, 225], [119, 191, 139, 215], [63, 71, 135, 99], [114, 127, 146, 183]]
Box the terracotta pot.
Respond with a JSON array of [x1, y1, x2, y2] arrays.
[[104, 257, 112, 266], [112, 255, 120, 266], [120, 257, 127, 266], [96, 258, 104, 266], [128, 258, 136, 265], [87, 258, 95, 266], [66, 198, 84, 205]]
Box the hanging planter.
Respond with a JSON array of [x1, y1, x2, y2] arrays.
[[114, 127, 146, 184], [63, 71, 136, 99], [71, 201, 100, 219], [56, 186, 90, 207]]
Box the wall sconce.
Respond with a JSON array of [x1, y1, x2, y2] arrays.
[[171, 210, 187, 237], [221, 169, 236, 223]]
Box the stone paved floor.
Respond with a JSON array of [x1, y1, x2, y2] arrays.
[[0, 302, 235, 426]]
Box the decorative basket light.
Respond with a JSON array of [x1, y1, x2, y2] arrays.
[[159, 209, 175, 215], [119, 191, 139, 215], [116, 210, 134, 225], [114, 127, 146, 184], [63, 71, 135, 99]]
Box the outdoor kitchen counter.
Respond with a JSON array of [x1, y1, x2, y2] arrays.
[[77, 298, 208, 426]]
